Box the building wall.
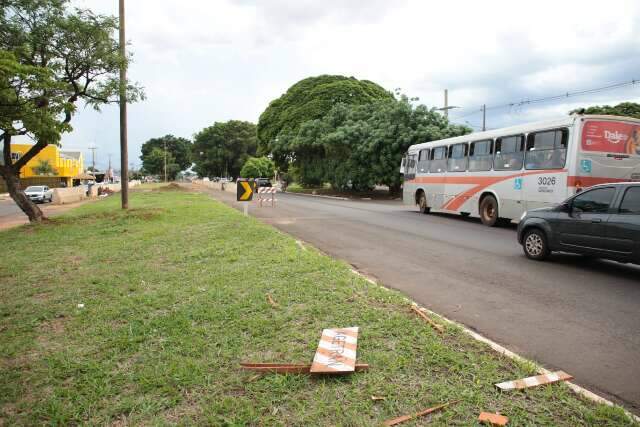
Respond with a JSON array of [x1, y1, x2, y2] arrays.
[[9, 144, 84, 184]]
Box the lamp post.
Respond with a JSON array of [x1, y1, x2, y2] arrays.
[[118, 0, 129, 208]]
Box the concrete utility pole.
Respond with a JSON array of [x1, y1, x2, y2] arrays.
[[482, 104, 486, 131], [88, 146, 97, 170], [119, 0, 129, 208], [436, 89, 459, 118]]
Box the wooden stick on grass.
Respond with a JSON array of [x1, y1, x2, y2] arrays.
[[266, 293, 278, 308], [410, 305, 444, 333], [383, 400, 459, 426]]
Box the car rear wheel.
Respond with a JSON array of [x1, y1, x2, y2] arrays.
[[479, 195, 499, 226], [522, 228, 550, 261], [417, 192, 430, 214]]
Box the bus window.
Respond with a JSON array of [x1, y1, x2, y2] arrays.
[[525, 128, 568, 170], [447, 143, 468, 172], [429, 146, 447, 173], [418, 149, 430, 173], [494, 135, 524, 171], [469, 139, 493, 171], [404, 154, 417, 180]]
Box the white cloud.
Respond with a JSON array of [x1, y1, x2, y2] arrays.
[[61, 0, 640, 169]]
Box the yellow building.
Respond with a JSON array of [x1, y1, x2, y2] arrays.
[[8, 143, 84, 187]]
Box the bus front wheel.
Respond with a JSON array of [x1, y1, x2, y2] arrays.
[[480, 195, 499, 226], [417, 192, 430, 214]]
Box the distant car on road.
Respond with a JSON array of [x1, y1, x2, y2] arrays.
[[254, 178, 272, 188], [517, 182, 640, 264], [24, 186, 53, 203]]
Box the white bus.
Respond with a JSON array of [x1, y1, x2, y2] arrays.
[[401, 114, 640, 226]]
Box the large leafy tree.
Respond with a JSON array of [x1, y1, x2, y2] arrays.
[[192, 120, 257, 178], [295, 96, 471, 192], [257, 75, 393, 173], [570, 102, 640, 119], [0, 0, 144, 222], [240, 156, 275, 179], [140, 135, 191, 180]]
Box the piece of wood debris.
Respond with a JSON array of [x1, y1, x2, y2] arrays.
[[245, 373, 263, 383], [266, 293, 278, 308], [240, 362, 370, 374], [295, 240, 306, 251], [495, 370, 573, 391], [371, 395, 386, 401], [383, 400, 459, 426], [410, 305, 444, 333], [479, 412, 509, 426]]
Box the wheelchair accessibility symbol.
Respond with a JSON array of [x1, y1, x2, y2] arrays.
[[514, 177, 523, 190]]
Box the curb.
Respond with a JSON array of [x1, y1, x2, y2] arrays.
[[282, 191, 350, 201], [349, 268, 640, 423]]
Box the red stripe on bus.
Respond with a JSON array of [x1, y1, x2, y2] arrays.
[[566, 176, 628, 187]]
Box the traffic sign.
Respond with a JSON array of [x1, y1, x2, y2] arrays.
[[237, 179, 254, 201]]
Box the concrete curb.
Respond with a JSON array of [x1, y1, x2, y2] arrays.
[[282, 191, 350, 201], [349, 268, 640, 423]]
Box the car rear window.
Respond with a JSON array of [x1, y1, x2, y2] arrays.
[[619, 187, 640, 214]]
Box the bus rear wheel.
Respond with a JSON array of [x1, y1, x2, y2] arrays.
[[480, 195, 499, 226], [417, 192, 430, 214]]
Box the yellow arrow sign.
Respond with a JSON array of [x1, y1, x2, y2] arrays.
[[238, 181, 253, 201]]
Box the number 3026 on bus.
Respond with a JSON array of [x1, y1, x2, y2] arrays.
[[538, 176, 557, 186]]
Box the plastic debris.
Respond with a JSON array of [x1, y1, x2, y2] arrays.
[[371, 396, 386, 401], [77, 303, 85, 309], [310, 327, 358, 373]]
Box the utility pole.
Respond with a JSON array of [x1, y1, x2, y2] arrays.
[[118, 0, 129, 208], [88, 146, 97, 171], [163, 138, 167, 182], [436, 89, 459, 118], [481, 104, 486, 131]]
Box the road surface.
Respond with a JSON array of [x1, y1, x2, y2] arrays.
[[202, 187, 640, 414]]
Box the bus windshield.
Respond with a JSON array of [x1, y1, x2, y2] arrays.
[[582, 120, 640, 156]]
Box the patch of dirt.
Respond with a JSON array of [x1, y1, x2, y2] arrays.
[[36, 316, 66, 352], [155, 183, 186, 192]]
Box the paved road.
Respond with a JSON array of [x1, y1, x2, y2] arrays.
[[203, 187, 640, 413], [0, 198, 87, 230]]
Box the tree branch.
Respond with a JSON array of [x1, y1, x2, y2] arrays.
[[13, 140, 48, 171]]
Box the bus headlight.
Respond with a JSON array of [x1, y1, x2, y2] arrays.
[[520, 211, 527, 221]]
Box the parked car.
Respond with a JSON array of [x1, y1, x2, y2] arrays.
[[254, 178, 272, 188], [24, 185, 53, 203], [517, 182, 640, 264]]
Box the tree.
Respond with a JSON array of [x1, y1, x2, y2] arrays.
[[240, 156, 275, 178], [257, 75, 393, 172], [141, 147, 180, 180], [0, 0, 144, 222], [192, 120, 257, 178], [570, 102, 640, 119], [140, 135, 192, 180], [294, 95, 471, 192], [32, 159, 56, 176]]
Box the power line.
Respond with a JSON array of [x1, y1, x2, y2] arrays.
[[450, 78, 640, 121]]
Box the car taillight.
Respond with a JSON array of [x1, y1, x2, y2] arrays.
[[575, 180, 583, 193]]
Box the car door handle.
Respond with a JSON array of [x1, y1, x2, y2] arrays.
[[591, 218, 602, 223]]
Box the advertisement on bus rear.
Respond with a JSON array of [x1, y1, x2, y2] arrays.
[[581, 120, 640, 155]]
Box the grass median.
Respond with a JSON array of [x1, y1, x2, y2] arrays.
[[0, 185, 635, 425]]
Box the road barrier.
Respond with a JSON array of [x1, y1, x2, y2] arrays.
[[257, 187, 277, 207]]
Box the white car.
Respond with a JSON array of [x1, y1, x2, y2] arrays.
[[24, 185, 53, 203]]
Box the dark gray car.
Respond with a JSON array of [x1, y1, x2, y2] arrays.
[[517, 183, 640, 263]]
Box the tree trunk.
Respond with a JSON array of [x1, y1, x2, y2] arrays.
[[1, 168, 45, 223]]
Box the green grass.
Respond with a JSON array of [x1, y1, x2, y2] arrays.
[[0, 186, 636, 425]]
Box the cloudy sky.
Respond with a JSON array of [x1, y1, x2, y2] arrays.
[[65, 0, 640, 170]]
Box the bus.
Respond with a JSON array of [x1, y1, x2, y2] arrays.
[[400, 114, 640, 226]]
